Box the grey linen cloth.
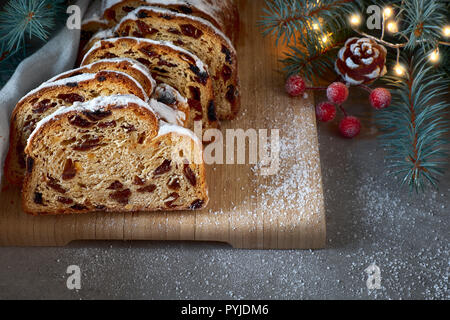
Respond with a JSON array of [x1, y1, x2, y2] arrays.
[[0, 0, 90, 181]]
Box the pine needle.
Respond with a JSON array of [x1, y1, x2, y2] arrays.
[[376, 51, 450, 192], [0, 0, 63, 55]]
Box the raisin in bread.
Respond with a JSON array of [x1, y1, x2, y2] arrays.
[[5, 71, 148, 185], [48, 58, 156, 97], [153, 83, 189, 127], [50, 61, 190, 127], [114, 6, 240, 120], [102, 0, 239, 44], [22, 95, 208, 215], [81, 37, 218, 132]]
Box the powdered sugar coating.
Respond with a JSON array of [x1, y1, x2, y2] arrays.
[[100, 70, 149, 101], [118, 6, 235, 51], [27, 95, 157, 147], [22, 70, 148, 106], [19, 73, 99, 105], [157, 121, 202, 148], [82, 37, 208, 73], [102, 0, 227, 26], [150, 99, 186, 126], [91, 28, 115, 40], [47, 57, 157, 92], [28, 94, 197, 150]]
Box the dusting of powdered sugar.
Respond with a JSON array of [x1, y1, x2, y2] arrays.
[[117, 6, 235, 51], [150, 100, 185, 126], [157, 121, 202, 148], [3, 100, 447, 299], [27, 95, 155, 146], [82, 37, 208, 72], [17, 73, 100, 107], [47, 58, 157, 92], [102, 0, 229, 26]]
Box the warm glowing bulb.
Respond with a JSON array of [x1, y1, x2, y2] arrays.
[[383, 7, 393, 18], [394, 64, 405, 76], [321, 35, 328, 43], [444, 26, 450, 37], [387, 21, 398, 33], [350, 14, 361, 26], [429, 49, 440, 63], [312, 23, 320, 30]]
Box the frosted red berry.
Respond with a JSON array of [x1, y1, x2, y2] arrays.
[[285, 75, 306, 97], [339, 116, 361, 138], [370, 88, 391, 110], [327, 82, 349, 105], [315, 102, 336, 122]]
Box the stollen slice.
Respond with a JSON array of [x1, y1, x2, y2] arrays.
[[22, 95, 208, 215]]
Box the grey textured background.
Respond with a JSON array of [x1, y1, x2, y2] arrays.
[[0, 91, 448, 300]]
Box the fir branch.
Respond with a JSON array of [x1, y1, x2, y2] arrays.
[[0, 0, 64, 55], [282, 39, 345, 83], [376, 51, 450, 192], [259, 0, 361, 46], [259, 0, 360, 83], [397, 0, 447, 52]]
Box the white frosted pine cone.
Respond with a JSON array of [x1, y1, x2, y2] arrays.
[[335, 37, 387, 85]]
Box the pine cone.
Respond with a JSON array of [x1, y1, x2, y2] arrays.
[[335, 37, 387, 85]]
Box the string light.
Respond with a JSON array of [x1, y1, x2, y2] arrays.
[[429, 49, 440, 63], [444, 26, 450, 37], [383, 7, 393, 18], [312, 23, 320, 31], [387, 21, 398, 33], [349, 14, 361, 26], [394, 64, 405, 76], [321, 35, 328, 43], [345, 7, 448, 71]]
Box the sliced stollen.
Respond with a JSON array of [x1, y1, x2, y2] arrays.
[[50, 59, 190, 127], [114, 6, 240, 120], [5, 71, 148, 185], [81, 37, 219, 132], [22, 95, 208, 215], [101, 0, 239, 44], [48, 58, 156, 97]]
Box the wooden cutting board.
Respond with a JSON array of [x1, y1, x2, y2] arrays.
[[0, 0, 326, 249]]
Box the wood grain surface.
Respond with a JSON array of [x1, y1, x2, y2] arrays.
[[0, 0, 326, 249]]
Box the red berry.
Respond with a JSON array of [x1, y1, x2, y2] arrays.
[[370, 88, 391, 110], [327, 82, 349, 105], [315, 102, 336, 122], [285, 75, 306, 97], [339, 116, 361, 138]]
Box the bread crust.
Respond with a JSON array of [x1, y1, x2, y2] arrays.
[[81, 37, 219, 132], [114, 6, 240, 120], [22, 96, 208, 215], [49, 58, 156, 97], [102, 0, 239, 44], [5, 71, 148, 185]]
